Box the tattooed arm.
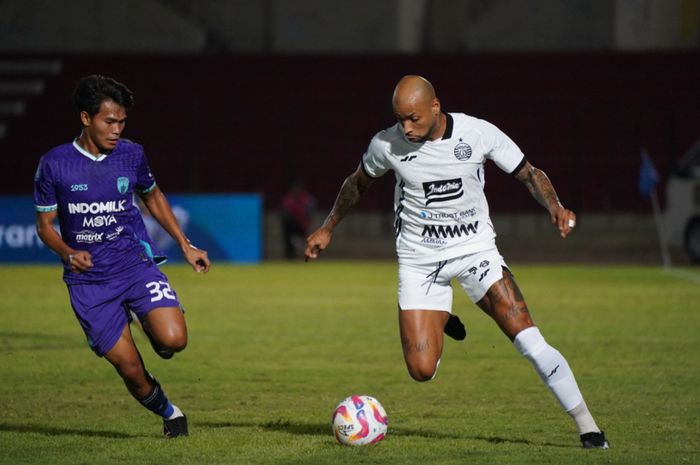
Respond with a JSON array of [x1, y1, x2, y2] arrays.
[[305, 164, 375, 260], [514, 161, 577, 238]]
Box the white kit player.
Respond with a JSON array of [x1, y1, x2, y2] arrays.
[[305, 75, 609, 449]]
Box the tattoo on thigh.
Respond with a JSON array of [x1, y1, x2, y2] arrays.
[[491, 281, 508, 305], [500, 272, 529, 321], [502, 302, 528, 321], [402, 337, 430, 353], [504, 271, 526, 302], [480, 270, 530, 323]]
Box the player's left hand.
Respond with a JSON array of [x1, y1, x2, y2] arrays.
[[551, 205, 576, 238], [182, 244, 210, 273]]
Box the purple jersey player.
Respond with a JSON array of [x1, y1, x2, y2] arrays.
[[34, 75, 210, 438]]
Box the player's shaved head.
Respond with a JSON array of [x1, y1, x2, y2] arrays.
[[392, 75, 436, 108], [392, 75, 444, 142]]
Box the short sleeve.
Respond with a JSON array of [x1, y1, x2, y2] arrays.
[[33, 156, 57, 212], [482, 120, 526, 174], [361, 135, 390, 179], [135, 150, 157, 193]]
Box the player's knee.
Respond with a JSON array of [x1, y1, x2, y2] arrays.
[[172, 337, 187, 352], [160, 332, 187, 352], [406, 359, 439, 382], [408, 370, 434, 382]]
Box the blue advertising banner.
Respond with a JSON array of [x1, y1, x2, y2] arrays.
[[0, 194, 262, 263], [0, 196, 54, 262]]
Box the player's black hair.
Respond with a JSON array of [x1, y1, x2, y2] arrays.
[[72, 74, 134, 116]]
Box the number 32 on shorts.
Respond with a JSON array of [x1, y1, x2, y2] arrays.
[[146, 281, 176, 302]]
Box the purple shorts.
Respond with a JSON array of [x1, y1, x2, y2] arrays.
[[67, 261, 181, 356]]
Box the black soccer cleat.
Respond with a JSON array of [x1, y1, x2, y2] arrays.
[[164, 415, 188, 438], [444, 314, 467, 341], [580, 431, 609, 449]]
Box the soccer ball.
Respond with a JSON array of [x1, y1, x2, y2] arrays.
[[332, 395, 388, 446]]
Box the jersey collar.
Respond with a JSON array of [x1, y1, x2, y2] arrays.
[[441, 112, 454, 140], [72, 139, 109, 162]]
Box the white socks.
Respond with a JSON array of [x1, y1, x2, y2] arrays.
[[514, 326, 600, 434]]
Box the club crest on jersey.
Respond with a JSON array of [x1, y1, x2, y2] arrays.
[[117, 177, 129, 194], [454, 140, 472, 161]]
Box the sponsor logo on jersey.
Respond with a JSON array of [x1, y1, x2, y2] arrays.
[[421, 221, 479, 239], [422, 178, 463, 205], [106, 226, 124, 241], [454, 139, 472, 161], [74, 230, 104, 243], [83, 215, 117, 228], [117, 177, 129, 194], [419, 207, 476, 220], [68, 200, 127, 215], [400, 155, 417, 162], [421, 236, 448, 246]]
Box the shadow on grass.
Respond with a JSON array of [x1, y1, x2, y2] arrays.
[[198, 419, 329, 436], [0, 423, 138, 439], [392, 428, 572, 448], [196, 420, 575, 448], [469, 435, 574, 449]]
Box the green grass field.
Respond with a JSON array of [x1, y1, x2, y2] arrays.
[[0, 262, 698, 465]]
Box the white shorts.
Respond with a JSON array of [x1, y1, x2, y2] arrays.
[[398, 248, 508, 312]]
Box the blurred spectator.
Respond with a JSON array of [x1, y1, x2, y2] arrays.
[[281, 179, 316, 259]]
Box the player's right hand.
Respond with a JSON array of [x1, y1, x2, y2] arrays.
[[66, 250, 93, 273], [305, 227, 332, 262], [183, 243, 211, 273], [550, 205, 576, 239]]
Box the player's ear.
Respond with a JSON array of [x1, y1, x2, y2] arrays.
[[79, 111, 91, 127], [432, 98, 441, 116]]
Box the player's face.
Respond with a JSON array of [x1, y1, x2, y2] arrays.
[[393, 98, 440, 143], [80, 99, 127, 153]]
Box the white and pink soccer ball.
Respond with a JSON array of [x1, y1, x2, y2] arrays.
[[332, 395, 388, 446]]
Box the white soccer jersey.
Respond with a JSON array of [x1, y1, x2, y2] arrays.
[[362, 112, 526, 264]]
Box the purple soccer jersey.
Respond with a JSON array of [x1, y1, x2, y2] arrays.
[[34, 139, 163, 284]]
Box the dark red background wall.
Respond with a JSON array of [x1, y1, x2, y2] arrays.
[[2, 53, 698, 212]]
